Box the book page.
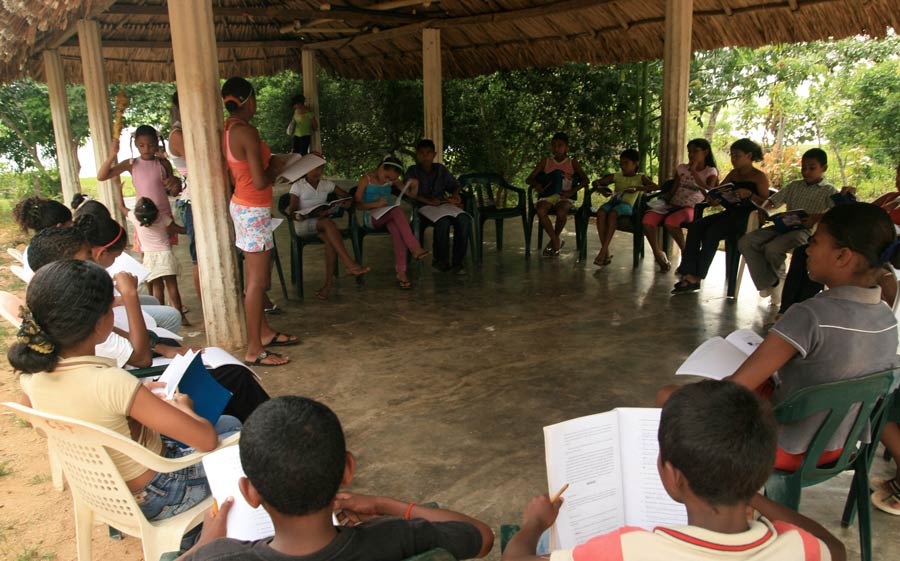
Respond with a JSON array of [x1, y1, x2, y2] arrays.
[[107, 252, 150, 285], [277, 153, 325, 184], [201, 445, 275, 541], [418, 204, 466, 223], [617, 408, 687, 529], [368, 181, 412, 222], [270, 217, 284, 233], [675, 336, 748, 379], [724, 329, 764, 356], [156, 349, 195, 399], [544, 411, 625, 550]]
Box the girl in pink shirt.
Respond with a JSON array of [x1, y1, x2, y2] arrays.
[[130, 197, 186, 323]]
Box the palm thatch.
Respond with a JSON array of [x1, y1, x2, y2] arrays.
[[1, 0, 899, 84]]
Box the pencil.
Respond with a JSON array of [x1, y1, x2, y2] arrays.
[[212, 499, 219, 516], [550, 483, 569, 504]]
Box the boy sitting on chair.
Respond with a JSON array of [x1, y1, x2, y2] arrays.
[[526, 133, 590, 257], [179, 396, 494, 560], [503, 380, 845, 561]]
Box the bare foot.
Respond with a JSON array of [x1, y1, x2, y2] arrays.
[[346, 264, 371, 276], [244, 350, 290, 366], [412, 248, 431, 261], [316, 284, 332, 300]]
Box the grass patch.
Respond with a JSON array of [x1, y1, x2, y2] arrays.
[[26, 474, 50, 486], [0, 461, 13, 477], [15, 548, 56, 561]]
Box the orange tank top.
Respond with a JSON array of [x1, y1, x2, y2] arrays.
[[224, 116, 272, 208]]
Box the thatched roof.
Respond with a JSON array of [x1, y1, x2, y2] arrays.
[[2, 0, 899, 84]]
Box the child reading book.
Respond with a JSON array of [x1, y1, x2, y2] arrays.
[[132, 197, 188, 324], [287, 153, 368, 299], [504, 380, 845, 561], [737, 148, 837, 301], [591, 149, 656, 266], [8, 259, 242, 522], [661, 203, 900, 472], [525, 133, 590, 257], [176, 396, 494, 560]]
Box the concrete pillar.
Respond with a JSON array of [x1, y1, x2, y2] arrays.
[[42, 49, 81, 206], [658, 0, 693, 184], [301, 49, 322, 153], [422, 28, 443, 163], [77, 19, 123, 224], [168, 0, 247, 350]]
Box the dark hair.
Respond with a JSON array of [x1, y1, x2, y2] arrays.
[[133, 197, 159, 227], [820, 203, 900, 269], [73, 213, 127, 252], [379, 155, 403, 172], [70, 193, 90, 210], [7, 259, 114, 374], [416, 139, 436, 152], [12, 197, 72, 234], [802, 148, 828, 167], [222, 77, 255, 113], [74, 199, 112, 221], [172, 91, 180, 108], [241, 396, 346, 516], [27, 227, 89, 272], [687, 138, 717, 169], [731, 138, 764, 162], [660, 380, 776, 506], [134, 125, 159, 145], [551, 132, 569, 144], [291, 94, 306, 106], [620, 149, 641, 165]]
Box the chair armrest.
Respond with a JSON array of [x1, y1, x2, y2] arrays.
[[141, 433, 241, 474]]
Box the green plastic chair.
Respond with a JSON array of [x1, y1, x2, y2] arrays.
[[459, 173, 530, 263], [410, 191, 479, 269], [575, 189, 647, 267], [526, 177, 589, 261], [346, 186, 404, 284], [764, 369, 896, 561]]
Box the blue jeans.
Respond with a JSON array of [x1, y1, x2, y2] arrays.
[[134, 415, 242, 521]]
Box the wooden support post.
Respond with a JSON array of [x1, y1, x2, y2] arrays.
[[77, 20, 123, 224], [658, 0, 693, 184], [422, 28, 443, 162], [301, 49, 322, 153], [168, 0, 247, 351], [43, 49, 81, 206]]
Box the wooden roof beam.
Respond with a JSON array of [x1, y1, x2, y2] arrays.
[[101, 4, 425, 23], [63, 39, 304, 49]]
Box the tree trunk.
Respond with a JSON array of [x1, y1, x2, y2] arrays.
[[636, 61, 650, 174], [704, 102, 723, 142], [32, 174, 41, 196]]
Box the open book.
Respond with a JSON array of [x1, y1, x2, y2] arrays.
[[768, 210, 808, 233], [275, 153, 326, 185], [418, 203, 467, 223], [369, 181, 412, 222], [155, 350, 232, 424], [645, 199, 674, 214], [545, 408, 687, 550], [706, 183, 742, 207], [107, 252, 150, 285], [675, 329, 763, 379], [296, 197, 352, 217]]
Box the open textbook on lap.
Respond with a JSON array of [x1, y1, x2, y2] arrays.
[[369, 181, 412, 222], [544, 408, 687, 550], [675, 329, 763, 379], [418, 203, 468, 223], [296, 197, 352, 217]]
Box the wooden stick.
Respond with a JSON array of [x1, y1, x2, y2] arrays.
[[550, 483, 569, 504]]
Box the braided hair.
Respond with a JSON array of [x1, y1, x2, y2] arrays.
[[73, 213, 127, 253], [12, 197, 72, 234], [7, 260, 114, 373]]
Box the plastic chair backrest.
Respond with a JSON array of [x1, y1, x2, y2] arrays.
[[0, 291, 23, 328], [10, 264, 33, 284], [277, 192, 292, 217], [459, 172, 512, 208], [772, 369, 895, 484], [7, 247, 26, 265]]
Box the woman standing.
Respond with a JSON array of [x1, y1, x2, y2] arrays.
[[290, 94, 318, 155], [223, 77, 298, 367]]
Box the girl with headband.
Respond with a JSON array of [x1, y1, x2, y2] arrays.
[[222, 76, 298, 367], [354, 155, 430, 289]]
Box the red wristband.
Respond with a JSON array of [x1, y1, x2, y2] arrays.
[[404, 502, 415, 520]]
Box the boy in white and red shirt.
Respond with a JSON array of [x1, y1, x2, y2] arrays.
[[503, 380, 846, 561]]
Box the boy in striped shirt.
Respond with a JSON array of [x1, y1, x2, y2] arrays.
[[503, 381, 845, 561]]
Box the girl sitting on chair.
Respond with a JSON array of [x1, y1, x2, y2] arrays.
[[9, 259, 241, 522]]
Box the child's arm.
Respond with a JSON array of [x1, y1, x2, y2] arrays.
[[97, 139, 133, 181], [334, 492, 494, 558], [525, 161, 545, 189], [640, 174, 658, 192], [114, 272, 153, 368], [502, 493, 562, 561], [354, 177, 387, 210], [174, 497, 235, 561], [726, 332, 798, 391], [129, 388, 218, 452], [159, 158, 183, 197], [750, 494, 846, 561], [571, 159, 589, 193]]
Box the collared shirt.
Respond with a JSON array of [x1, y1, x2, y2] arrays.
[[404, 163, 460, 200], [289, 177, 337, 212], [771, 285, 899, 453], [550, 517, 830, 561], [19, 356, 163, 481], [767, 178, 837, 214]]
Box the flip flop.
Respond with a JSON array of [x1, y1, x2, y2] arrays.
[[264, 332, 301, 347], [872, 484, 900, 515], [346, 265, 371, 277], [396, 278, 413, 290], [244, 351, 290, 367]]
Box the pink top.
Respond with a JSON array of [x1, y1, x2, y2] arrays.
[[131, 157, 173, 219], [127, 212, 171, 252], [676, 163, 718, 189], [544, 157, 574, 180]]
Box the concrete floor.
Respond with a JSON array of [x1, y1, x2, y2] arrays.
[[172, 206, 898, 561]]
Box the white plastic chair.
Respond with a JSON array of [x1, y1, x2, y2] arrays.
[[0, 401, 239, 561], [7, 247, 26, 265], [10, 264, 33, 284]]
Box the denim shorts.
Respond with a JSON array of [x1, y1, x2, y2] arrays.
[[600, 200, 634, 217], [134, 415, 242, 521]]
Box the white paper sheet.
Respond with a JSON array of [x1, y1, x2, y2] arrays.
[[271, 218, 284, 233], [156, 349, 197, 399], [202, 445, 275, 541], [368, 181, 412, 222], [675, 338, 749, 379], [107, 252, 150, 285], [418, 204, 467, 223]]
